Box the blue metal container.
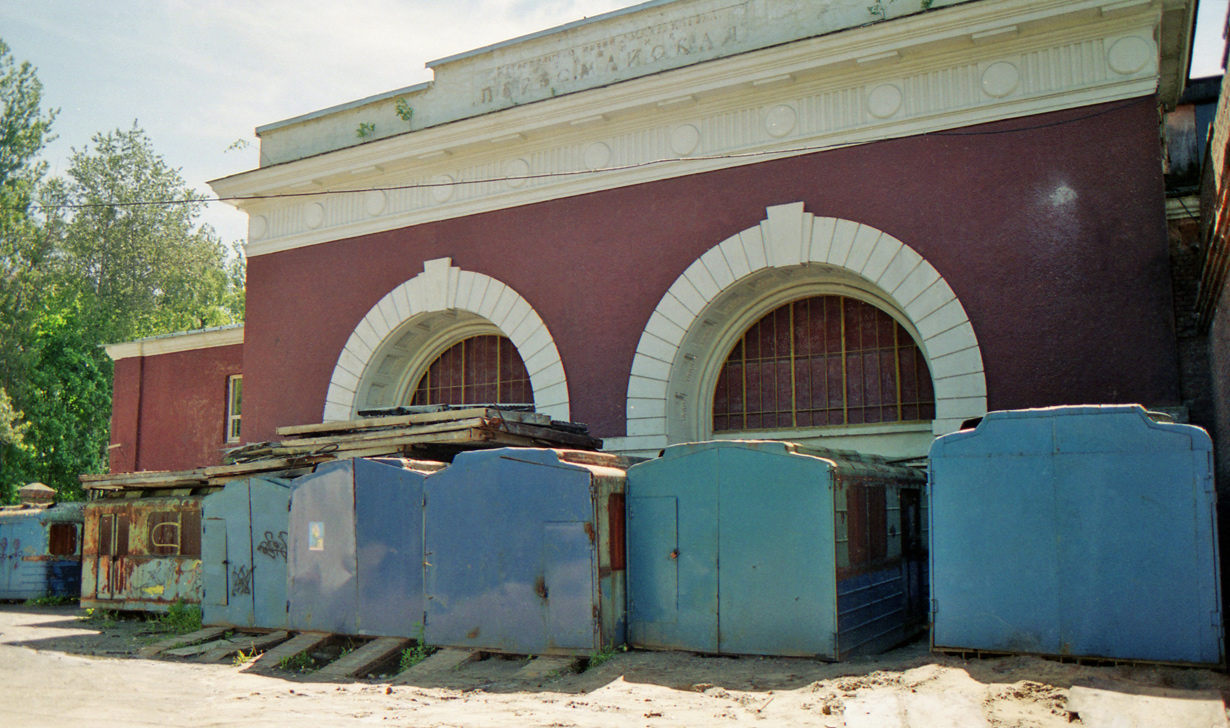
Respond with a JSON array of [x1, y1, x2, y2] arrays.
[[423, 448, 628, 656], [626, 440, 927, 659], [929, 405, 1223, 666], [0, 502, 85, 600], [287, 457, 443, 637], [201, 476, 294, 629]]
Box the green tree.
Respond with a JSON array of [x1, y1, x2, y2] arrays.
[[0, 42, 244, 503], [0, 39, 56, 503], [40, 123, 243, 343], [3, 293, 110, 503]]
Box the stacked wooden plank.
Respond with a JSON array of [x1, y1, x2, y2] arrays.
[[81, 406, 602, 492]]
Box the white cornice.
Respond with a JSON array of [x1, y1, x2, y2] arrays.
[[104, 325, 245, 361], [210, 0, 1179, 258]]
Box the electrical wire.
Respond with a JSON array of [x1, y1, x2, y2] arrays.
[[28, 98, 1146, 212]]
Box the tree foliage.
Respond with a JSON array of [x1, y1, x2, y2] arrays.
[[0, 40, 243, 502], [40, 124, 244, 343]]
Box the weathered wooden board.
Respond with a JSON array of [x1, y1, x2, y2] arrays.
[[244, 631, 331, 673], [514, 656, 579, 681], [81, 470, 207, 491], [392, 648, 482, 683], [276, 407, 549, 437], [197, 631, 290, 663], [136, 626, 229, 658], [310, 637, 410, 680]]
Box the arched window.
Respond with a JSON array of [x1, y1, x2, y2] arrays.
[[409, 334, 534, 406], [712, 296, 935, 432]]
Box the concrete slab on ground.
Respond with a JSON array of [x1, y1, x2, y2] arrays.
[[844, 689, 990, 728], [1068, 686, 1228, 728]]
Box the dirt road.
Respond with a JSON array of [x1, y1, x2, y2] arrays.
[[0, 604, 1225, 727]]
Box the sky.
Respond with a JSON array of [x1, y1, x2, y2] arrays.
[[1, 0, 1228, 247]]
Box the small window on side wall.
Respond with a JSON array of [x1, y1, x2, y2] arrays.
[[226, 375, 242, 443]]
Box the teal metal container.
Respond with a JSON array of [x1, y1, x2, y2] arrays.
[[201, 476, 294, 629], [626, 440, 927, 659], [929, 405, 1223, 666]]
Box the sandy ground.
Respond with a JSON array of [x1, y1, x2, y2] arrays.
[[0, 604, 1227, 727]]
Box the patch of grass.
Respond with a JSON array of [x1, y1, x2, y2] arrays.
[[25, 594, 77, 607], [584, 643, 627, 672], [151, 600, 202, 635], [278, 652, 315, 673], [399, 625, 438, 672], [232, 646, 261, 667]]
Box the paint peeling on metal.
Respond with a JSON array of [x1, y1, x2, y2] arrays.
[[81, 495, 204, 612]]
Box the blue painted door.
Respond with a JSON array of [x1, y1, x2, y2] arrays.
[[201, 518, 228, 614], [354, 459, 426, 637], [930, 452, 1061, 654], [249, 478, 291, 630], [202, 481, 254, 626], [424, 449, 598, 655], [717, 447, 835, 657], [288, 460, 358, 635], [543, 521, 597, 649], [627, 445, 719, 653]]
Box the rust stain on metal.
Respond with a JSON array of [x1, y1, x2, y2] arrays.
[[81, 495, 205, 611], [583, 521, 595, 543]]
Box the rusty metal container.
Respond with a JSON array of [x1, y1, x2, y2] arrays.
[[0, 501, 85, 600], [288, 457, 444, 637], [201, 476, 294, 629], [626, 440, 927, 659], [423, 448, 628, 656], [81, 495, 203, 612], [929, 405, 1223, 666]]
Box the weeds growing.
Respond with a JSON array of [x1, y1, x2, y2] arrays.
[[152, 600, 202, 635], [278, 652, 315, 672], [78, 607, 118, 628], [399, 625, 438, 672]]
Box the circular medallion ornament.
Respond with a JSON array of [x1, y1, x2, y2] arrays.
[[583, 142, 612, 170], [249, 215, 268, 241], [765, 104, 797, 138], [1107, 36, 1152, 75], [505, 158, 531, 188], [363, 190, 387, 217], [304, 202, 325, 229], [980, 61, 1020, 98], [431, 174, 454, 203], [670, 124, 701, 156], [867, 84, 903, 119]]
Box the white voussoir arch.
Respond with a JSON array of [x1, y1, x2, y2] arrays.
[[323, 257, 570, 422], [625, 202, 987, 448]]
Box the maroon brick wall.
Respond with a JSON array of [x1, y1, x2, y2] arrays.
[[109, 343, 243, 473], [241, 97, 1179, 442]]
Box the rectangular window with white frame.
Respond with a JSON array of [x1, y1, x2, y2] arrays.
[[226, 375, 242, 443]]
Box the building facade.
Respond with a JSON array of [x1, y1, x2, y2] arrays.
[[108, 0, 1197, 469]]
